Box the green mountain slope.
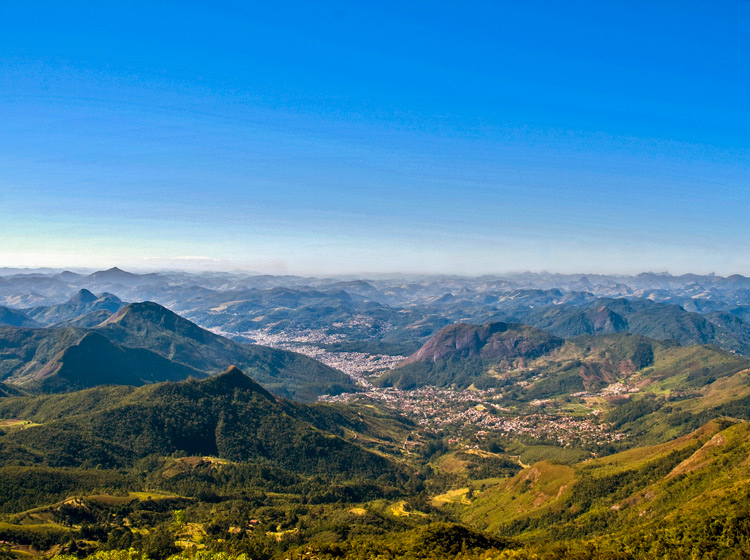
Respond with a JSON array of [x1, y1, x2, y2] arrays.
[[460, 418, 750, 558], [0, 326, 203, 392], [27, 332, 206, 392], [0, 367, 398, 479], [502, 333, 750, 403], [375, 325, 750, 421], [0, 326, 89, 384]]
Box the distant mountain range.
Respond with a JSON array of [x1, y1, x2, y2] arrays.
[[518, 297, 750, 355], [4, 268, 750, 359], [25, 289, 125, 326]]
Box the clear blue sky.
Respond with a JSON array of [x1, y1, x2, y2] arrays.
[[1, 1, 748, 275]]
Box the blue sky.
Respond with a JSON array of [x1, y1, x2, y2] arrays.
[[1, 1, 748, 275]]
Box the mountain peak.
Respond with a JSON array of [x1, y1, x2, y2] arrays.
[[69, 288, 98, 305], [202, 366, 276, 399], [105, 301, 179, 323], [87, 267, 137, 280]]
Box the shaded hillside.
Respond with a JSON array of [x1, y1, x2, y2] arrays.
[[0, 326, 88, 384], [0, 306, 40, 328], [27, 332, 206, 392], [0, 381, 25, 398], [96, 301, 357, 401], [0, 325, 202, 392]]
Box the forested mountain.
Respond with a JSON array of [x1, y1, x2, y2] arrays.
[[28, 332, 207, 392], [0, 324, 205, 392], [376, 322, 750, 395], [377, 322, 562, 389], [0, 367, 397, 478]]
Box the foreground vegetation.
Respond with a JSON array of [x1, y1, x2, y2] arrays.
[[4, 313, 750, 559], [3, 371, 750, 559]]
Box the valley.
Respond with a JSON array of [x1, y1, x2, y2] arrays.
[[2, 269, 750, 559]]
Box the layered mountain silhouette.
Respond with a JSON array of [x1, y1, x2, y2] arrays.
[[519, 298, 750, 355], [0, 301, 356, 401], [96, 301, 356, 401], [83, 267, 165, 287], [25, 289, 125, 326]]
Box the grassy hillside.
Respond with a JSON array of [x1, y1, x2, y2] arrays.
[[461, 418, 750, 552]]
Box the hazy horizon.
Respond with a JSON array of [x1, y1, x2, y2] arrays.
[[0, 264, 744, 281]]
